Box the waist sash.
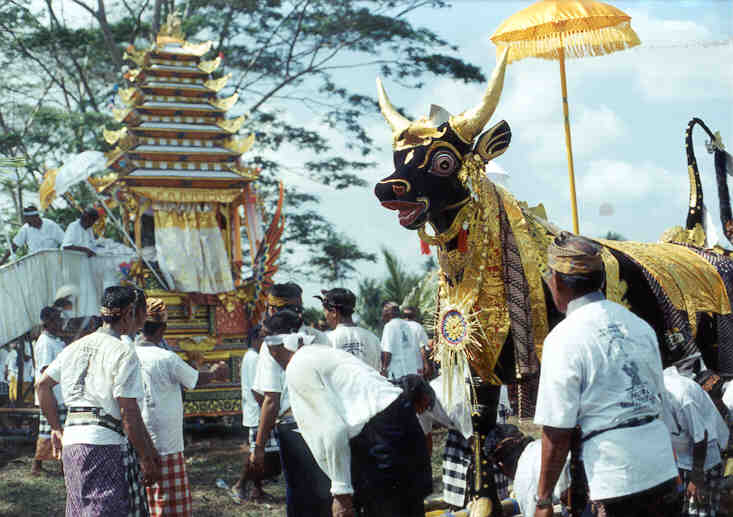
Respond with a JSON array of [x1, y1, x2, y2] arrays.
[[67, 406, 124, 436]]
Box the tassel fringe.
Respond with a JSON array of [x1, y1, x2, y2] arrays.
[[496, 22, 641, 64]]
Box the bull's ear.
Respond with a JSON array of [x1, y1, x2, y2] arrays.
[[474, 120, 511, 161]]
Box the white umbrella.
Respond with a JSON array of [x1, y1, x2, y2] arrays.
[[55, 151, 107, 197]]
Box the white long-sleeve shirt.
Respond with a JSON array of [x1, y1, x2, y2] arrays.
[[285, 346, 402, 495]]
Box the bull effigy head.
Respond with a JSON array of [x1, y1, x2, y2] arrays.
[[374, 49, 511, 234]]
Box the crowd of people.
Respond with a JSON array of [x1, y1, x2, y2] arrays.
[[0, 230, 729, 517]]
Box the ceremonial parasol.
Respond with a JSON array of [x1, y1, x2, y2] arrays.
[[490, 0, 640, 234]]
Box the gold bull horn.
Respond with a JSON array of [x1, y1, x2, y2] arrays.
[[449, 47, 509, 143], [376, 77, 411, 142]]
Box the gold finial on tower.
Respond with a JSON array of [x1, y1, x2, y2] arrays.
[[157, 11, 185, 44]]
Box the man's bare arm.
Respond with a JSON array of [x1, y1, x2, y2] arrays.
[[250, 392, 280, 471], [37, 374, 62, 457], [118, 397, 161, 484], [381, 351, 392, 376], [536, 426, 573, 511], [195, 361, 230, 387]]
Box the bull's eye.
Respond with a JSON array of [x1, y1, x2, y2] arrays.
[[429, 150, 458, 177]]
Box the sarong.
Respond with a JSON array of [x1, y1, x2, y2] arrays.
[[591, 478, 682, 517], [350, 393, 433, 517], [145, 452, 192, 517], [277, 419, 332, 517], [248, 425, 279, 452], [35, 406, 67, 461], [681, 463, 724, 517], [64, 408, 150, 517]]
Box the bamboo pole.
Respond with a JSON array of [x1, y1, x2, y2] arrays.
[[559, 46, 580, 234]]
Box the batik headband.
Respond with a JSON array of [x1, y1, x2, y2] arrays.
[[267, 294, 298, 307], [547, 233, 603, 275], [145, 297, 168, 323]]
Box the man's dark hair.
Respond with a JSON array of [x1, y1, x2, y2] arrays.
[[40, 306, 61, 325], [100, 286, 137, 323], [133, 288, 147, 313], [392, 374, 435, 411], [555, 269, 605, 295], [484, 424, 533, 479], [142, 321, 165, 337], [402, 306, 419, 320], [264, 309, 302, 335], [383, 301, 400, 316], [317, 288, 356, 317], [247, 324, 262, 348], [83, 207, 100, 222]]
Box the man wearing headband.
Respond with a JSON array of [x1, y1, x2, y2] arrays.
[[266, 283, 329, 345], [533, 232, 680, 517], [317, 288, 380, 370], [37, 285, 161, 516], [663, 365, 728, 517], [0, 205, 64, 265], [250, 310, 331, 516], [380, 301, 421, 379], [282, 334, 433, 517], [135, 298, 229, 517], [62, 207, 100, 258]]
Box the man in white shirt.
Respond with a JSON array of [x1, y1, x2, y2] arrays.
[[402, 306, 432, 377], [281, 342, 433, 517], [534, 232, 681, 517], [6, 340, 34, 406], [250, 309, 332, 517], [380, 302, 422, 379], [32, 307, 67, 475], [136, 298, 229, 517], [266, 282, 329, 344], [36, 285, 161, 517], [488, 427, 571, 517], [62, 208, 99, 257], [664, 366, 729, 517], [230, 324, 281, 503], [317, 288, 380, 370], [0, 205, 65, 265]]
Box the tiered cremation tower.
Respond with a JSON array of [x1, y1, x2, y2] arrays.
[[98, 15, 283, 417]]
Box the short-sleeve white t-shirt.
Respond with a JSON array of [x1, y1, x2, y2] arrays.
[[327, 324, 381, 371], [13, 218, 64, 252], [405, 320, 429, 349], [241, 349, 260, 428], [5, 349, 33, 381], [62, 219, 97, 249], [135, 342, 199, 455], [252, 341, 291, 417], [45, 329, 144, 446], [514, 440, 571, 517], [663, 366, 729, 470], [34, 332, 65, 405], [534, 293, 678, 500], [380, 318, 421, 379]]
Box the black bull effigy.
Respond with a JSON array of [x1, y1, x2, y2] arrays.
[[373, 49, 733, 510]]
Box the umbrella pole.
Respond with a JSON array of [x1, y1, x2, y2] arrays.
[[559, 47, 580, 234]]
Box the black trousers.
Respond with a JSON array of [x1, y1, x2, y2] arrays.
[[277, 420, 332, 517], [592, 478, 683, 517], [350, 393, 432, 517]]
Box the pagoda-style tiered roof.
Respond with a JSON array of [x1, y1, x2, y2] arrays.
[[105, 16, 256, 190]]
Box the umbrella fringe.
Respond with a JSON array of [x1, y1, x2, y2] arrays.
[[496, 21, 641, 63]]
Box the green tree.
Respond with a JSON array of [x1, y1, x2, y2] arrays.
[[0, 0, 485, 272], [356, 276, 384, 334], [308, 231, 377, 284], [381, 248, 420, 305]]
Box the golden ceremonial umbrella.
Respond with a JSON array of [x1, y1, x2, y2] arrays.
[[490, 0, 640, 234]]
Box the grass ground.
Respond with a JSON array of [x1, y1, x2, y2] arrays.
[[0, 425, 450, 517]]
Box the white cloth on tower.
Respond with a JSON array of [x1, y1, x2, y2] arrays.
[[327, 324, 381, 370], [13, 218, 64, 252], [380, 317, 422, 379]]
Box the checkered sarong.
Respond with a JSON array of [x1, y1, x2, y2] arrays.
[[443, 430, 472, 507], [38, 406, 67, 438], [248, 425, 279, 452], [681, 463, 723, 517], [145, 452, 192, 517]]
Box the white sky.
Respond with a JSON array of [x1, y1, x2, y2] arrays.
[[24, 1, 733, 310]]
